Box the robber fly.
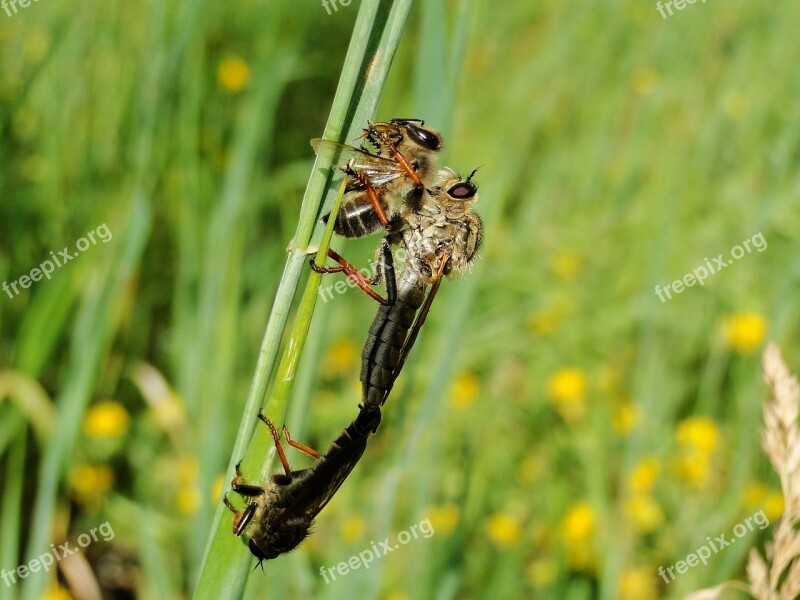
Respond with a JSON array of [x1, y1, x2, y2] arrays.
[[311, 119, 443, 238], [358, 168, 483, 406], [224, 403, 381, 563]]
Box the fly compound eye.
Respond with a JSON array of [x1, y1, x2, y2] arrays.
[[447, 181, 477, 199], [406, 124, 442, 151]]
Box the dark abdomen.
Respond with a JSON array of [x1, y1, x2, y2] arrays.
[[360, 282, 426, 407]]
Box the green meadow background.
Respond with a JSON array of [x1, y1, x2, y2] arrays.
[[1, 0, 799, 598]]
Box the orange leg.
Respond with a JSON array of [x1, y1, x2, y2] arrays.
[[282, 426, 322, 459], [310, 248, 390, 305], [257, 410, 293, 478], [223, 494, 241, 531], [366, 125, 422, 188], [343, 162, 390, 227]]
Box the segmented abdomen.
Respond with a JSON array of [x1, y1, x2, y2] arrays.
[[333, 196, 384, 238], [360, 276, 426, 407]]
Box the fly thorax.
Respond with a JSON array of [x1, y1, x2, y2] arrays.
[[403, 227, 436, 262]]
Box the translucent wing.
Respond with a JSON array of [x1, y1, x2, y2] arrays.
[[311, 138, 407, 188], [275, 406, 378, 525], [380, 253, 450, 404], [275, 441, 367, 524]]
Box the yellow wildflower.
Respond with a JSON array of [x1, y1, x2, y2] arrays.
[[176, 487, 201, 515], [629, 457, 661, 494], [212, 473, 226, 503], [625, 494, 664, 533], [671, 453, 712, 488], [43, 583, 73, 600], [24, 28, 50, 66], [550, 253, 581, 282], [722, 312, 767, 354], [562, 500, 595, 566], [549, 368, 587, 401], [323, 337, 359, 377], [525, 558, 558, 588], [619, 567, 658, 600], [70, 464, 114, 508], [486, 513, 522, 548], [178, 456, 199, 485], [217, 56, 250, 93], [742, 481, 768, 511], [517, 454, 546, 485], [449, 371, 480, 409], [83, 400, 130, 438], [427, 503, 459, 536], [562, 501, 595, 546], [562, 503, 598, 572], [763, 492, 784, 521], [631, 67, 660, 95], [172, 456, 201, 514], [612, 403, 639, 435], [528, 296, 574, 336], [527, 304, 567, 335], [676, 417, 720, 454], [548, 368, 587, 423], [672, 418, 720, 489], [340, 514, 364, 543], [722, 91, 750, 120]]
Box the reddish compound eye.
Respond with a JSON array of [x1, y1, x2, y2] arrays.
[[447, 181, 477, 199]]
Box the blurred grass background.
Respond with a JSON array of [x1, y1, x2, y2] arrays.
[[1, 0, 799, 599]]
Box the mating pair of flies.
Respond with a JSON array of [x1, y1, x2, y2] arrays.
[[224, 119, 483, 564]]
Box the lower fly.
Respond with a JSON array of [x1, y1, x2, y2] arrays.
[[224, 403, 381, 564]]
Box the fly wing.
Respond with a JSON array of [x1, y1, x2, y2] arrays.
[[380, 253, 450, 404], [311, 139, 407, 187], [274, 413, 374, 525]]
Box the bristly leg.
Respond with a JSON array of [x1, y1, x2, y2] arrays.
[[257, 410, 294, 478], [342, 161, 390, 227], [281, 425, 321, 459], [309, 245, 396, 306]]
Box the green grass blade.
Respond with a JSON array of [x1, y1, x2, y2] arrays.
[[0, 432, 25, 600]]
